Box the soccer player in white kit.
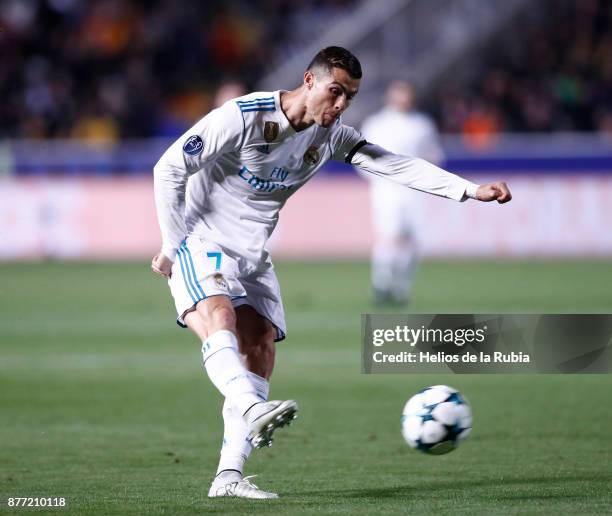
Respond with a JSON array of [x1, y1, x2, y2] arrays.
[[361, 80, 445, 305], [151, 47, 511, 499]]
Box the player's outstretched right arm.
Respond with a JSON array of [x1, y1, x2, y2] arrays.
[[152, 102, 244, 276], [353, 142, 512, 203], [332, 123, 512, 204]]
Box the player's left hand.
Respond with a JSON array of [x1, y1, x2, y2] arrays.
[[476, 182, 512, 204], [151, 253, 173, 278]]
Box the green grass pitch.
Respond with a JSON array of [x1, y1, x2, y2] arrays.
[[1, 260, 611, 515]]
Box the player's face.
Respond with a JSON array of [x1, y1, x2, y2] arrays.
[[305, 67, 360, 127]]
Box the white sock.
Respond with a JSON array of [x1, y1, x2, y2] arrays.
[[372, 245, 394, 292], [391, 242, 418, 300], [202, 330, 261, 415], [216, 372, 269, 475]]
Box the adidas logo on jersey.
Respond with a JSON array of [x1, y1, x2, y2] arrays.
[[256, 144, 271, 154]]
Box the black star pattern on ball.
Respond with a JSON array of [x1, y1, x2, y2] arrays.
[[421, 413, 435, 423], [446, 392, 465, 405]]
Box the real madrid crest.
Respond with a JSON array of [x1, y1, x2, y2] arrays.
[[213, 273, 228, 290], [303, 145, 320, 165], [263, 121, 279, 143]]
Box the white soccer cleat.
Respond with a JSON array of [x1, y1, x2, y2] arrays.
[[245, 400, 298, 449], [208, 473, 279, 499]]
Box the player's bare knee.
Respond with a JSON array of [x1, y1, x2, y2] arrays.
[[212, 305, 236, 328], [210, 303, 236, 331], [196, 296, 236, 332]]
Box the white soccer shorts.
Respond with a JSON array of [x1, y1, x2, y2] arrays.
[[370, 178, 422, 239], [168, 236, 286, 341]]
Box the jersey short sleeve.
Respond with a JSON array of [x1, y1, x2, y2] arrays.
[[330, 123, 367, 163]]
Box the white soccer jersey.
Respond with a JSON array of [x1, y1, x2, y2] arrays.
[[154, 90, 477, 270], [361, 108, 443, 164]]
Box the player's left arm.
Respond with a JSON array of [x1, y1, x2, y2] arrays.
[[152, 102, 244, 277], [334, 126, 511, 203]]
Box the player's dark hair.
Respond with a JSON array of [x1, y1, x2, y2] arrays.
[[307, 46, 362, 79]]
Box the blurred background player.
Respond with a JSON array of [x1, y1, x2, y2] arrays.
[[361, 80, 445, 305]]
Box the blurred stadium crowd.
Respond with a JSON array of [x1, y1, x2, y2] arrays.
[[0, 0, 355, 140], [2, 0, 611, 140], [431, 0, 612, 136]]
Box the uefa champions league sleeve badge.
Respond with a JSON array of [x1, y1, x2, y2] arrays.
[[183, 135, 204, 156]]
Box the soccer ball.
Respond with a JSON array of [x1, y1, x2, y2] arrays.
[[401, 385, 472, 455]]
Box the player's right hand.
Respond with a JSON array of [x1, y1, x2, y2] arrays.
[[475, 182, 512, 204], [151, 253, 173, 278]]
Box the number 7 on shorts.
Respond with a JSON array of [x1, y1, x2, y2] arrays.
[[207, 252, 222, 271]]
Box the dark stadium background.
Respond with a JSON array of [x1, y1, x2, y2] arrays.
[[1, 1, 611, 514]]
